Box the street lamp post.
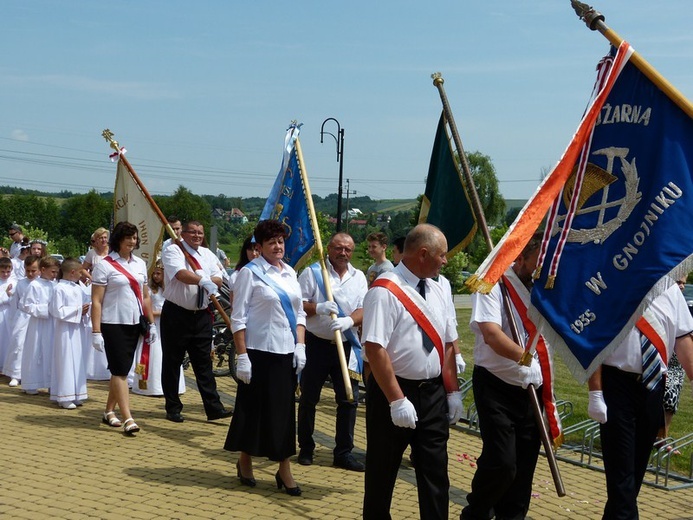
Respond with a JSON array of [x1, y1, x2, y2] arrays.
[[320, 118, 345, 231]]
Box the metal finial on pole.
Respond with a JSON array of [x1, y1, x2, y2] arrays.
[[570, 1, 605, 30], [102, 129, 120, 152]]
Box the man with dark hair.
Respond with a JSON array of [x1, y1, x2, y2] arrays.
[[8, 225, 24, 259], [160, 220, 232, 423], [461, 233, 544, 520], [162, 215, 183, 250]]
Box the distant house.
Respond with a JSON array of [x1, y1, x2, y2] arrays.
[[341, 208, 363, 220], [229, 208, 248, 224]]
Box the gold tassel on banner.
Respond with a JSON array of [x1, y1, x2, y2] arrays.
[[545, 275, 556, 290]]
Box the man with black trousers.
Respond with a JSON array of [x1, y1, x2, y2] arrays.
[[297, 232, 368, 472], [160, 220, 232, 423], [361, 224, 463, 520]]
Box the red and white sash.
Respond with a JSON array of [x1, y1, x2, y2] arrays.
[[501, 270, 563, 448], [371, 274, 445, 367]]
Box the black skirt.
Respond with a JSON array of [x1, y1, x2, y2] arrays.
[[102, 323, 141, 377], [224, 349, 297, 461]]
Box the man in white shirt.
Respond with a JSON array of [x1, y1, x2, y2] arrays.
[[362, 224, 463, 520], [461, 234, 544, 520], [587, 281, 693, 519], [297, 232, 368, 472], [160, 220, 231, 423]]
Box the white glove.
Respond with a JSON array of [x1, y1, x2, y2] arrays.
[[236, 353, 252, 384], [588, 390, 608, 423], [146, 323, 157, 344], [330, 316, 354, 332], [316, 301, 338, 316], [92, 332, 104, 352], [455, 353, 466, 374], [198, 275, 219, 297], [390, 397, 418, 428], [518, 357, 543, 389], [293, 343, 306, 375], [447, 391, 464, 424]]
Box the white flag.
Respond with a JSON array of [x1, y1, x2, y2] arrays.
[[113, 160, 165, 275]]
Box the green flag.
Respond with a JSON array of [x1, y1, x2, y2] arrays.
[[419, 112, 477, 257]]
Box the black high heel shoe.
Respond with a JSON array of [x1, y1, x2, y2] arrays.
[[275, 471, 302, 496], [236, 461, 256, 487]]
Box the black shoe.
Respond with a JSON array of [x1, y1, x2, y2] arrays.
[[207, 408, 233, 421], [236, 461, 256, 487], [333, 454, 365, 472], [166, 412, 184, 423], [275, 471, 301, 496], [297, 450, 313, 466]]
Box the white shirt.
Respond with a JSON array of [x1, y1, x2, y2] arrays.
[[361, 261, 457, 380], [298, 259, 368, 340], [91, 252, 148, 325], [11, 258, 25, 279], [470, 268, 535, 387], [231, 256, 306, 354], [604, 283, 693, 373], [161, 241, 222, 310]]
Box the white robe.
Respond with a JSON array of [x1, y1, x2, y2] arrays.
[[132, 289, 186, 396], [79, 281, 110, 380], [20, 278, 55, 391], [2, 277, 33, 379], [0, 276, 17, 366], [49, 280, 88, 404]]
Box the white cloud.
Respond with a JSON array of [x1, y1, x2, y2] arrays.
[[11, 129, 29, 141]]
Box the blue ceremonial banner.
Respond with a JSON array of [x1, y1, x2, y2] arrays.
[[260, 124, 316, 268], [529, 45, 693, 382]]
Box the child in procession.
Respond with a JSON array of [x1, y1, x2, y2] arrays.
[[49, 258, 90, 409]]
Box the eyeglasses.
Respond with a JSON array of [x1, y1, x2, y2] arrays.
[[330, 246, 353, 253], [9, 232, 16, 237], [183, 230, 204, 236]]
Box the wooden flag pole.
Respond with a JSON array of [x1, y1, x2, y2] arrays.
[[571, 0, 693, 119], [431, 75, 566, 497], [101, 129, 232, 330], [294, 135, 354, 402]]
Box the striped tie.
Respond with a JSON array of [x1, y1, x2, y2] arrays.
[[640, 332, 664, 391]]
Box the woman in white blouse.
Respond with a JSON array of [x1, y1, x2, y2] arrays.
[[91, 221, 154, 435], [224, 220, 307, 496]]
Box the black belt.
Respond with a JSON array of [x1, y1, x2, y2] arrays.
[[396, 375, 442, 389], [306, 330, 350, 346], [164, 300, 212, 315], [603, 364, 642, 382]]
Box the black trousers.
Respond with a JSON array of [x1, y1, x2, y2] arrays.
[[160, 300, 224, 417], [363, 374, 449, 520], [600, 365, 664, 520], [297, 332, 358, 459], [461, 366, 541, 520]]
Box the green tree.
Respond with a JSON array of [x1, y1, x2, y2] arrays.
[[60, 191, 112, 250], [155, 186, 213, 230], [440, 251, 471, 293]]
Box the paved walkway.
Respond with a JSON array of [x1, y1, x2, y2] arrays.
[[2, 372, 692, 519]]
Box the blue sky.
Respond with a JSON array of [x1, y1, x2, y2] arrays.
[[1, 1, 692, 203]]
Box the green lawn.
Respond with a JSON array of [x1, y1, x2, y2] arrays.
[[456, 308, 693, 474]]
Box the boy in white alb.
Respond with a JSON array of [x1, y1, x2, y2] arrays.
[[20, 256, 60, 394], [50, 259, 90, 409], [0, 257, 17, 366], [3, 255, 40, 386]]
